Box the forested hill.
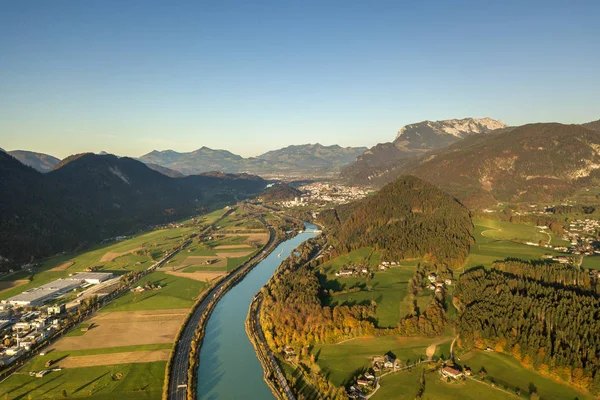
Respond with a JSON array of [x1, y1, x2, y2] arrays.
[[260, 184, 302, 202], [0, 152, 266, 265], [318, 175, 474, 267]]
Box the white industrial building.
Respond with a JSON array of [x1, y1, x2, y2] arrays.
[[2, 272, 113, 307]]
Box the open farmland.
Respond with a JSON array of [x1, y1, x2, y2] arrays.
[[0, 224, 201, 302], [60, 349, 171, 368], [0, 205, 271, 400], [0, 362, 166, 400], [55, 309, 188, 350], [101, 272, 208, 312]]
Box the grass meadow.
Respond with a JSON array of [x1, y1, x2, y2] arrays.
[[462, 220, 566, 271], [312, 334, 453, 387], [0, 362, 166, 399], [458, 350, 595, 400], [100, 271, 207, 312], [319, 248, 432, 328]]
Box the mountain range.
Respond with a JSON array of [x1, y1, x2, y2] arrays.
[[138, 143, 368, 178], [0, 151, 265, 264], [346, 122, 600, 208], [1, 143, 368, 179], [340, 117, 507, 183]]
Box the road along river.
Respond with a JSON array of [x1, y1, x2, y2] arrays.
[[197, 223, 318, 400]]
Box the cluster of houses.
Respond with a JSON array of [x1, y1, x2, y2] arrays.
[[335, 265, 371, 278], [562, 219, 600, 256], [377, 261, 400, 270], [347, 354, 398, 398], [347, 372, 376, 399], [0, 306, 67, 367], [426, 273, 454, 293], [335, 260, 405, 279]]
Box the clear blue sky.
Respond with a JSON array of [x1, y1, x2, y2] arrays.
[[1, 0, 599, 159]]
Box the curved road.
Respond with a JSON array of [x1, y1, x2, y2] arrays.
[[168, 212, 276, 400]]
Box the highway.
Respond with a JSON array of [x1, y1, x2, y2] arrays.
[[168, 210, 277, 400]]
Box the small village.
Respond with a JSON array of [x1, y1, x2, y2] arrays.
[[281, 182, 370, 207]]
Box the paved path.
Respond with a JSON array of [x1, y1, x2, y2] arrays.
[[450, 335, 458, 361], [466, 375, 520, 398]]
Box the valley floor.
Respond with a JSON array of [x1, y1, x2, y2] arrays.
[[0, 206, 269, 399]]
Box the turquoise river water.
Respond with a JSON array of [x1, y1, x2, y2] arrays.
[[197, 223, 318, 400]]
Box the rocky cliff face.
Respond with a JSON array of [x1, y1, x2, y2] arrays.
[[394, 117, 506, 150], [341, 117, 505, 184]]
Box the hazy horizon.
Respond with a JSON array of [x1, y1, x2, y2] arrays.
[[1, 0, 599, 159]]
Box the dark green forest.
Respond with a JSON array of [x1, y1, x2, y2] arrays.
[[318, 175, 474, 267], [456, 260, 600, 394]]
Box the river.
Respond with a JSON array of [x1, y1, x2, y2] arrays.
[[197, 223, 318, 400]]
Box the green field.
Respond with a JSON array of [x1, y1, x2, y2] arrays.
[[582, 255, 600, 270], [462, 221, 566, 271], [459, 350, 595, 400], [219, 212, 263, 229], [475, 218, 565, 244], [312, 334, 453, 386], [21, 344, 173, 373], [0, 361, 166, 399], [100, 271, 207, 312], [0, 225, 201, 301], [169, 244, 218, 263], [65, 323, 91, 337], [372, 365, 513, 400], [320, 248, 430, 328]]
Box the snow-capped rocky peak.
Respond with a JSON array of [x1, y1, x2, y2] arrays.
[[396, 117, 506, 140]]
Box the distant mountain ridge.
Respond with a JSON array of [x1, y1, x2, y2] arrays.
[[0, 152, 266, 264], [583, 119, 600, 132], [139, 143, 367, 178], [7, 150, 61, 172], [140, 147, 244, 175], [341, 117, 506, 183]]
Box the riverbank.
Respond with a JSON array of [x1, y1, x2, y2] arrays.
[[246, 292, 293, 400], [168, 206, 302, 400]]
